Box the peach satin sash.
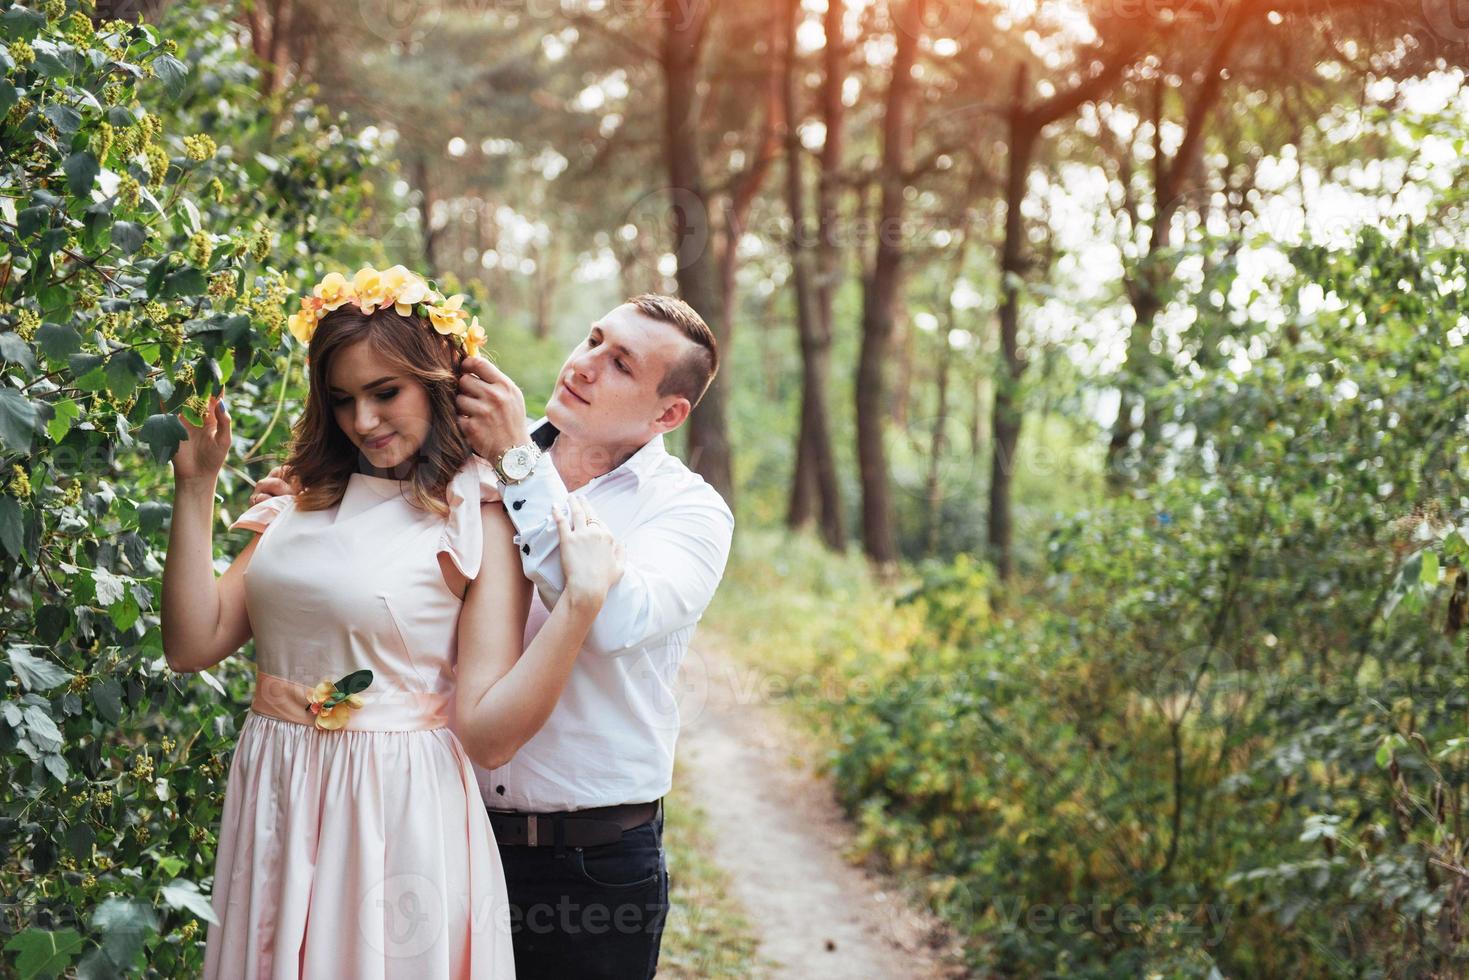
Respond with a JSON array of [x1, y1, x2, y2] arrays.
[[250, 671, 451, 732]]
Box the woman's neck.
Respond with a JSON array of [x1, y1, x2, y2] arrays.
[[358, 459, 416, 481]]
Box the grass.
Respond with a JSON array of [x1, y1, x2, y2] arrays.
[[702, 527, 924, 718], [659, 762, 767, 978]]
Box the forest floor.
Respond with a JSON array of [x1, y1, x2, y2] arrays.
[[669, 638, 970, 979]]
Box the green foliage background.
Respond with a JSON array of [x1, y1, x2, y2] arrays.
[[0, 2, 394, 974], [4, 1, 1469, 978], [707, 225, 1469, 977]]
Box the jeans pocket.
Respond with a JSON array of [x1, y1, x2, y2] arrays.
[[574, 825, 663, 889]]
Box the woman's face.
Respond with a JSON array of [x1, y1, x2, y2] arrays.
[[327, 339, 433, 476]]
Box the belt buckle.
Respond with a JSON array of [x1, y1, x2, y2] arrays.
[[526, 814, 539, 847]]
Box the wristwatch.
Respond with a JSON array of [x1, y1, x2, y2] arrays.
[[492, 443, 542, 485]]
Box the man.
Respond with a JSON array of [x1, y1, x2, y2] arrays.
[[251, 294, 733, 978]]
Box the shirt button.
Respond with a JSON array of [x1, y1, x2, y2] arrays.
[[496, 785, 505, 795], [512, 500, 524, 511], [521, 544, 530, 555]]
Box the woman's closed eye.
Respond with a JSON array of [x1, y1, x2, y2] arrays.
[[332, 388, 399, 408]]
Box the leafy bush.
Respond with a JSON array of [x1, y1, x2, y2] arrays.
[[771, 226, 1469, 977], [0, 2, 380, 974]]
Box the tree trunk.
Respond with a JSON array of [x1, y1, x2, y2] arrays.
[[855, 0, 923, 568], [890, 307, 912, 427], [923, 338, 951, 556], [811, 0, 849, 549], [660, 0, 733, 502], [1106, 10, 1247, 486], [983, 36, 1144, 581], [972, 367, 989, 457], [988, 68, 1036, 583], [412, 154, 440, 273], [533, 240, 559, 341], [782, 0, 844, 549]]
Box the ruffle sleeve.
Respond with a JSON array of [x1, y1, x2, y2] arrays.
[[229, 494, 294, 534], [437, 457, 504, 581]]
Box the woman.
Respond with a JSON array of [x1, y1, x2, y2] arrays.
[[161, 266, 615, 977]]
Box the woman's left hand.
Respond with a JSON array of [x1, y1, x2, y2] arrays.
[[555, 497, 623, 609]]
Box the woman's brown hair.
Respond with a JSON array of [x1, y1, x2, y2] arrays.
[[285, 305, 469, 516]]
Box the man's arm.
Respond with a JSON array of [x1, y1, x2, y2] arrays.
[[504, 461, 734, 658]]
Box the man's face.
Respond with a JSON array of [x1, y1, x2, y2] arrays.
[[545, 303, 694, 448]]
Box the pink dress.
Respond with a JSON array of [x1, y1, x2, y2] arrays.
[[202, 460, 515, 979]]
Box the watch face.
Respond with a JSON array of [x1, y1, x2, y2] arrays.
[[502, 447, 534, 480]]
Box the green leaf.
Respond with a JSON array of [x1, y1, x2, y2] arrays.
[[46, 399, 79, 443], [0, 332, 34, 373], [36, 322, 82, 360], [155, 854, 187, 876], [0, 495, 22, 558], [92, 677, 122, 724], [104, 350, 148, 398], [137, 500, 171, 534], [7, 648, 70, 692], [336, 669, 374, 695], [139, 413, 187, 463], [111, 220, 147, 255], [162, 267, 206, 298], [35, 606, 69, 645], [64, 151, 100, 196], [151, 54, 189, 97], [17, 205, 49, 238], [4, 928, 84, 980], [160, 879, 220, 925], [40, 103, 81, 136], [64, 822, 95, 861], [1421, 550, 1440, 586], [42, 752, 67, 783], [0, 6, 46, 40], [0, 78, 17, 120], [0, 388, 40, 451], [93, 567, 126, 607], [22, 704, 63, 747], [108, 591, 140, 631], [90, 897, 157, 970]]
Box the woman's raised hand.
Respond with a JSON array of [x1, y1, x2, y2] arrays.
[[172, 395, 232, 486], [554, 497, 624, 610]]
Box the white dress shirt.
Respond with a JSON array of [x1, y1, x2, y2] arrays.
[[470, 421, 734, 812]]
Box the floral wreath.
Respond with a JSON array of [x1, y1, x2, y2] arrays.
[[286, 264, 485, 358]]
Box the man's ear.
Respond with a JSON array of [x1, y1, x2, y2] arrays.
[[653, 397, 692, 433]]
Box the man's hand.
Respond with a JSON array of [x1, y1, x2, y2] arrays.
[[248, 465, 300, 506], [456, 356, 531, 462]]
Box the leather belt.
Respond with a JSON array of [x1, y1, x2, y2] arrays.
[[487, 800, 660, 848]]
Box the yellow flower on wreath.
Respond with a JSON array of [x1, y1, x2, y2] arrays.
[[311, 271, 352, 312], [464, 317, 486, 359], [350, 266, 388, 314], [287, 297, 323, 345], [380, 264, 434, 315], [428, 294, 469, 335]]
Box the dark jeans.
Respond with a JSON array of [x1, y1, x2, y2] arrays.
[[497, 810, 669, 979]]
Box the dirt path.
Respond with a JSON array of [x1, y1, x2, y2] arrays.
[[677, 642, 969, 979]]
